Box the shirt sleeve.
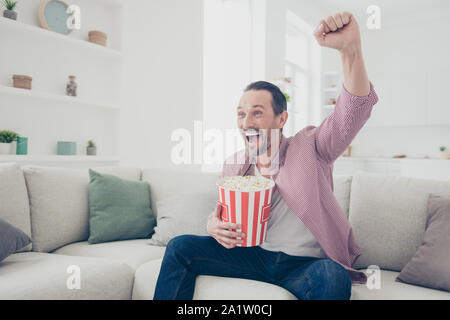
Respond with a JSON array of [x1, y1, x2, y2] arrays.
[[314, 82, 379, 164]]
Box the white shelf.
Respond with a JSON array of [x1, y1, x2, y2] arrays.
[[323, 87, 338, 92], [0, 16, 122, 58], [0, 155, 120, 162], [324, 104, 335, 109], [0, 85, 120, 111]]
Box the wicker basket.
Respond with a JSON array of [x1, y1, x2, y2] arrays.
[[88, 30, 108, 47], [13, 75, 32, 90]]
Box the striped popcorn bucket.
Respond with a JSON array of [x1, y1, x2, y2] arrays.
[[216, 177, 275, 247]]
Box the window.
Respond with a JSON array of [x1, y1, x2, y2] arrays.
[[282, 10, 321, 137]]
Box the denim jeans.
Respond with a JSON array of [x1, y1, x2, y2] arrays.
[[153, 235, 352, 300]]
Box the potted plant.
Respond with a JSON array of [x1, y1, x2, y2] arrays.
[[2, 0, 18, 21], [282, 91, 291, 103], [86, 139, 97, 155], [0, 130, 19, 154], [439, 146, 450, 160]]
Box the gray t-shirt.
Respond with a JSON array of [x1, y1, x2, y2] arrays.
[[255, 166, 327, 258]]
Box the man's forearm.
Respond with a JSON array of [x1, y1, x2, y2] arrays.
[[340, 46, 370, 96]]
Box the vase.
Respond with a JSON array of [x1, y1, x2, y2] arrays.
[[3, 10, 17, 20], [0, 142, 12, 155], [66, 75, 77, 97], [16, 137, 28, 155], [86, 146, 97, 155]]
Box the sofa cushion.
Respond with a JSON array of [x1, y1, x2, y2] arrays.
[[351, 269, 450, 300], [396, 194, 450, 292], [349, 171, 450, 271], [132, 258, 297, 300], [0, 163, 31, 252], [141, 168, 220, 218], [333, 175, 352, 218], [52, 239, 166, 271], [22, 165, 141, 252], [0, 218, 31, 262], [148, 192, 216, 246], [0, 252, 134, 299], [88, 169, 156, 244]]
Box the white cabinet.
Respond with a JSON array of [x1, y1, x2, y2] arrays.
[[334, 157, 450, 181]]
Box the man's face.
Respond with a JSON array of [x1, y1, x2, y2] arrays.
[[237, 90, 287, 158]]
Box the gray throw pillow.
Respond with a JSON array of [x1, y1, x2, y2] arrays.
[[0, 218, 32, 262], [396, 194, 450, 292], [148, 192, 217, 246]]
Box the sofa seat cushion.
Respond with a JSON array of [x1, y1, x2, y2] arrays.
[[132, 258, 297, 300], [0, 252, 134, 299], [351, 269, 450, 300], [52, 239, 166, 271], [132, 259, 450, 300]]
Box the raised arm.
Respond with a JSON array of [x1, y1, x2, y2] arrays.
[[314, 12, 370, 96], [312, 12, 378, 164]]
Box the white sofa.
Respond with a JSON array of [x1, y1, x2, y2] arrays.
[[0, 162, 449, 300]]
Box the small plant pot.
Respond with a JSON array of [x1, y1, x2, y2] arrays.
[[13, 75, 32, 90], [3, 10, 17, 20], [0, 142, 13, 155], [86, 146, 97, 156], [438, 152, 450, 160]]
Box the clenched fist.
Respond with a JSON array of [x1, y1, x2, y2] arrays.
[[314, 12, 361, 53]]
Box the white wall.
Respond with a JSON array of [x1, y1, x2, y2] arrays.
[[120, 0, 326, 172], [120, 0, 204, 170]]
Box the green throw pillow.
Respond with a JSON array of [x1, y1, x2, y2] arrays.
[[88, 169, 156, 244]]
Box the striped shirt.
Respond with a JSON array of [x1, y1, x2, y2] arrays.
[[220, 83, 379, 284]]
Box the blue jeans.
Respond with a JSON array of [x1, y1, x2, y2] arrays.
[[153, 235, 352, 300]]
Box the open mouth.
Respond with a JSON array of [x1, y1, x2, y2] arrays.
[[244, 130, 261, 144]]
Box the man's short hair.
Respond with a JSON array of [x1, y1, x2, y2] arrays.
[[244, 81, 287, 133]]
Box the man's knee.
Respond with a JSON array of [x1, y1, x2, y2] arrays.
[[308, 259, 352, 300], [166, 235, 199, 255]]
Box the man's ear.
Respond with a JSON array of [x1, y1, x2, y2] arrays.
[[278, 111, 288, 129]]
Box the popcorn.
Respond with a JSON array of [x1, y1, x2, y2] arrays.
[[217, 175, 274, 192], [216, 175, 275, 247]]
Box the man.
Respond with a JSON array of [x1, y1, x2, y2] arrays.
[[154, 12, 378, 300]]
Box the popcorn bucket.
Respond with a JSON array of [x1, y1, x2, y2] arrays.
[[216, 176, 275, 247]]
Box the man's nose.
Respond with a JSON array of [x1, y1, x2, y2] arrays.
[[243, 114, 254, 129]]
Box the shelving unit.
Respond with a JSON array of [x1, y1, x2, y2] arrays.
[[0, 16, 122, 58], [0, 1, 122, 167], [0, 85, 120, 110], [0, 155, 119, 162]]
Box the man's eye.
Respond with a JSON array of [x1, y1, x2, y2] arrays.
[[238, 112, 245, 117], [254, 111, 262, 116]]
